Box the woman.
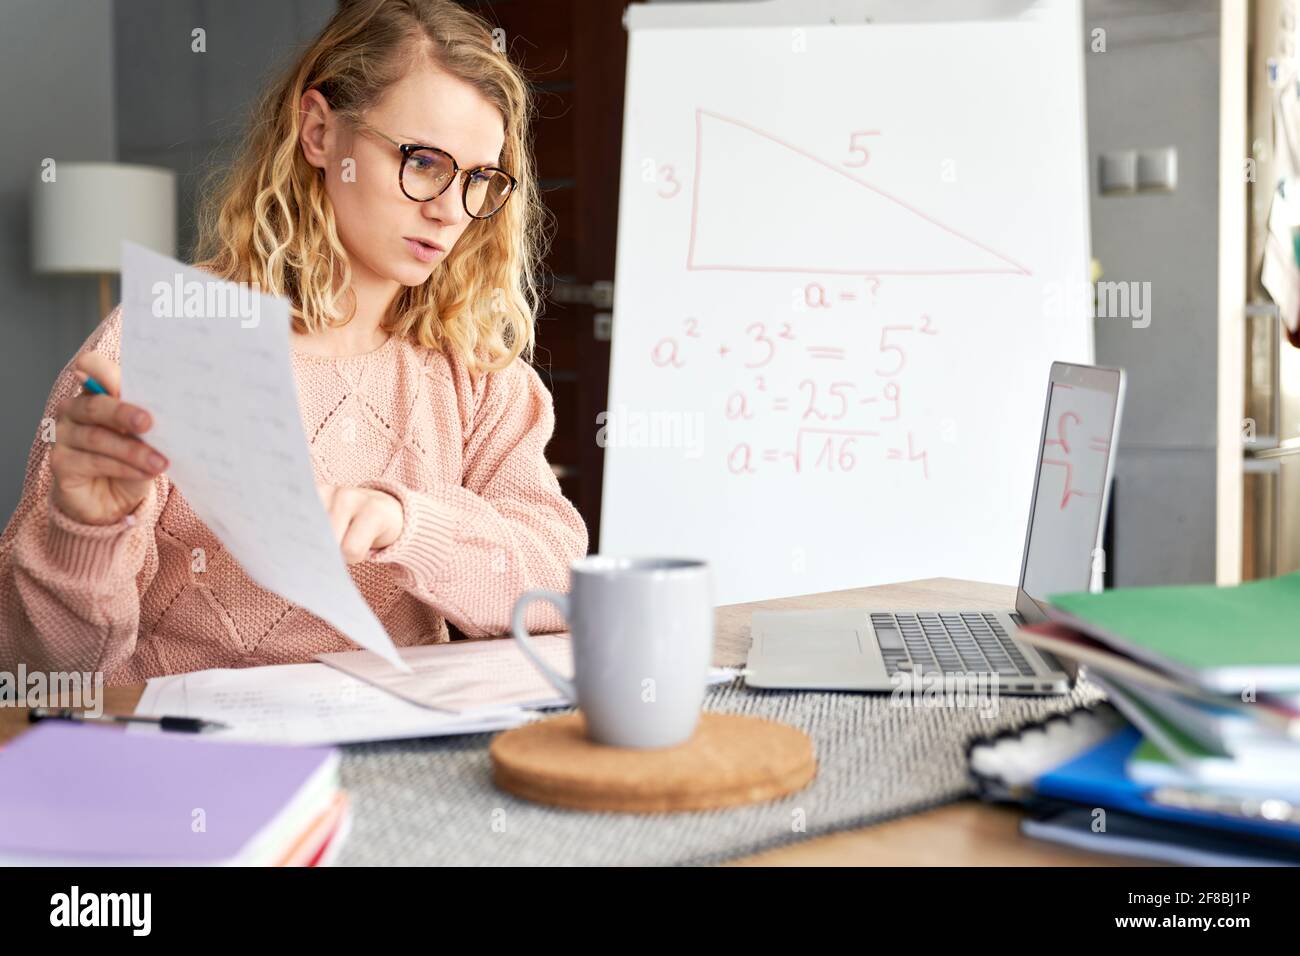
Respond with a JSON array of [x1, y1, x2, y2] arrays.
[[0, 0, 588, 683]]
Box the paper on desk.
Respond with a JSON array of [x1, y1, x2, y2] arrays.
[[132, 662, 534, 746], [118, 242, 406, 671], [317, 635, 742, 714]]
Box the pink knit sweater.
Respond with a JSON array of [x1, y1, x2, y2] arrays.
[[0, 307, 588, 685]]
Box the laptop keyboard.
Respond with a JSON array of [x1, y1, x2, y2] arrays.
[[870, 612, 1035, 678]]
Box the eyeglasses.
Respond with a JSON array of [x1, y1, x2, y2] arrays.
[[359, 124, 517, 219]]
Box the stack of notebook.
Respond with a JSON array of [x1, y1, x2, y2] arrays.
[[970, 706, 1300, 865], [0, 722, 349, 865], [994, 572, 1300, 864]]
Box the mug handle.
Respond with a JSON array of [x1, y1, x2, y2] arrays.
[[510, 589, 576, 703]]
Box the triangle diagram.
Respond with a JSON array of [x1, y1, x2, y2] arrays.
[[687, 109, 1030, 277]]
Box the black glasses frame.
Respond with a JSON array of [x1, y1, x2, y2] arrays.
[[362, 124, 517, 220]]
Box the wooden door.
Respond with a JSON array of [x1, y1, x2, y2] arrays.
[[462, 0, 636, 547]]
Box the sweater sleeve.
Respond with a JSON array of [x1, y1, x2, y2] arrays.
[[0, 306, 170, 677], [361, 357, 589, 637]]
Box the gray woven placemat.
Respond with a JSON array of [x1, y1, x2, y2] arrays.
[[336, 677, 1105, 866]]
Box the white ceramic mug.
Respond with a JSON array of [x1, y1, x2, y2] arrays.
[[510, 556, 713, 748]]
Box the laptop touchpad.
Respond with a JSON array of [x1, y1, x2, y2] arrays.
[[763, 629, 862, 656]]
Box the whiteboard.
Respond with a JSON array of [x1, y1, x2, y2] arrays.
[[601, 0, 1092, 605]]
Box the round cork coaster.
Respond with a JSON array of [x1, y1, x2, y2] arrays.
[[489, 712, 816, 813]]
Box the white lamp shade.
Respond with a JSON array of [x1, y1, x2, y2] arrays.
[[32, 162, 177, 274]]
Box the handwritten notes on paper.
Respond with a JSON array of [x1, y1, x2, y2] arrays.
[[132, 663, 531, 746], [318, 636, 741, 714], [118, 242, 406, 670], [318, 634, 582, 713], [602, 13, 1093, 603]]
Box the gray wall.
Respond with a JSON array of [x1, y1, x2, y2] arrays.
[[114, 0, 338, 261], [1085, 0, 1221, 585], [0, 0, 116, 516], [0, 0, 338, 517]]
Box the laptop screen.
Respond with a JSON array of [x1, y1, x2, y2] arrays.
[[1017, 366, 1123, 620]]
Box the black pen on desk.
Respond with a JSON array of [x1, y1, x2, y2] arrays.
[[28, 707, 228, 734]]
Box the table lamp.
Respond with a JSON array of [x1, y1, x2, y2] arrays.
[[32, 162, 177, 328]]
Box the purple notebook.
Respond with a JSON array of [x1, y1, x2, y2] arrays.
[[0, 722, 339, 864]]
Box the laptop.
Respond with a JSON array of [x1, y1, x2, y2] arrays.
[[746, 361, 1125, 695]]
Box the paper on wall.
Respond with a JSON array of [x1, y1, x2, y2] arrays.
[[1263, 183, 1300, 335]]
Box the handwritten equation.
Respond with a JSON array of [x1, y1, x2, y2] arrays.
[[1040, 385, 1111, 512], [648, 281, 939, 479]]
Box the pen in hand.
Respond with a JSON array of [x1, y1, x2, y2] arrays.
[[28, 707, 228, 734], [52, 355, 169, 527]]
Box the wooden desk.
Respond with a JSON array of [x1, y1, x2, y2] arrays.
[[713, 576, 1142, 865], [0, 577, 1144, 865]]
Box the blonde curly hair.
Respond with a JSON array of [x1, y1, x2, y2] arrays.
[[194, 0, 545, 375]]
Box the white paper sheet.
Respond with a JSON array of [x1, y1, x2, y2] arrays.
[[1263, 184, 1300, 334], [132, 662, 533, 746], [317, 635, 742, 714], [119, 242, 406, 670]]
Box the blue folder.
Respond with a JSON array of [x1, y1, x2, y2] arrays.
[[1035, 725, 1300, 845]]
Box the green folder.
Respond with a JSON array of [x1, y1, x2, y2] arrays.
[[1048, 572, 1300, 693], [1096, 674, 1300, 797]]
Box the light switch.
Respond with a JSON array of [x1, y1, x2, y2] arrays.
[[1138, 147, 1177, 192], [1098, 150, 1137, 194]]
